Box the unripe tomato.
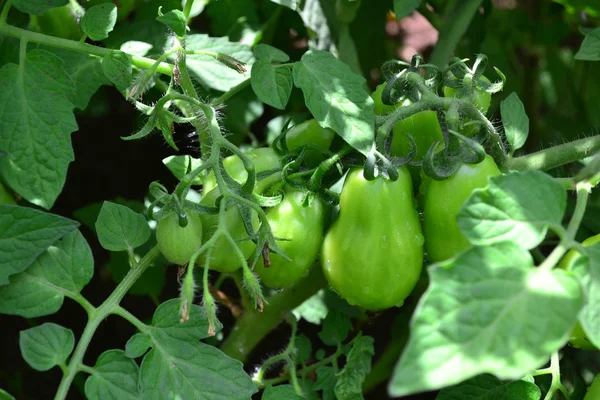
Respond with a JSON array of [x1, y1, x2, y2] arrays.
[[254, 188, 327, 288], [371, 84, 443, 184], [156, 211, 203, 266], [422, 155, 501, 263], [321, 167, 424, 310], [443, 76, 492, 137], [585, 374, 600, 400], [283, 119, 335, 167], [198, 188, 259, 273], [0, 182, 16, 205], [559, 233, 600, 350], [203, 147, 281, 195]]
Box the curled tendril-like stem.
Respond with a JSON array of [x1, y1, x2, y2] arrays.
[[443, 55, 505, 94], [380, 55, 442, 106]]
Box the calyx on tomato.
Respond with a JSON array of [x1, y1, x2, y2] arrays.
[[203, 147, 282, 195], [156, 211, 203, 266], [421, 155, 500, 263], [198, 188, 259, 273], [371, 83, 443, 184], [254, 188, 327, 288], [443, 76, 493, 137], [321, 167, 424, 310], [279, 119, 335, 167]]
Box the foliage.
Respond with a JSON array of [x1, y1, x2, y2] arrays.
[[1, 0, 600, 399]]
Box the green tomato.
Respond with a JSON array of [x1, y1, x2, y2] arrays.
[[156, 211, 203, 266], [254, 188, 327, 288], [33, 5, 81, 40], [422, 155, 501, 263], [559, 233, 600, 350], [321, 167, 424, 310], [371, 83, 443, 184], [283, 119, 335, 167], [443, 76, 492, 137], [585, 375, 600, 400], [198, 188, 259, 273], [0, 182, 16, 205], [203, 147, 282, 195]]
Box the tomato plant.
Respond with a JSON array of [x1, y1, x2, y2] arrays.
[[422, 155, 501, 262], [254, 188, 327, 287], [321, 167, 424, 310], [1, 1, 600, 399], [156, 211, 203, 266]]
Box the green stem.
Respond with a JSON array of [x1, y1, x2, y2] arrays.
[[429, 0, 483, 67], [506, 135, 600, 171], [54, 246, 161, 400], [111, 306, 149, 333], [0, 0, 11, 24], [220, 266, 327, 362], [211, 78, 251, 106], [0, 23, 174, 75]]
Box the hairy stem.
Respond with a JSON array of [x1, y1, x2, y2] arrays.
[[0, 24, 174, 75], [506, 135, 600, 172], [54, 246, 161, 400], [220, 265, 327, 362]]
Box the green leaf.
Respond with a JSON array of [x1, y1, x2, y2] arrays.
[[19, 323, 74, 371], [95, 201, 151, 252], [293, 50, 374, 156], [575, 27, 600, 61], [0, 389, 16, 400], [185, 0, 209, 17], [388, 242, 583, 397], [458, 171, 566, 250], [0, 49, 77, 209], [205, 0, 259, 41], [254, 44, 290, 63], [436, 374, 542, 400], [81, 3, 118, 41], [85, 350, 140, 400], [185, 34, 254, 92], [577, 243, 600, 348], [49, 49, 110, 110], [0, 205, 78, 286], [101, 50, 133, 92], [268, 0, 299, 9], [394, 0, 421, 19], [124, 299, 257, 399], [156, 9, 187, 36], [251, 61, 293, 110], [315, 366, 337, 400], [335, 333, 374, 400], [262, 385, 304, 399], [12, 0, 68, 15], [120, 41, 153, 57], [163, 155, 204, 185], [295, 335, 312, 364], [501, 93, 529, 153], [293, 289, 328, 325], [318, 310, 352, 346], [0, 230, 93, 317]]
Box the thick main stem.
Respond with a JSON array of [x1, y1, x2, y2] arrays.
[[429, 0, 483, 67], [220, 265, 327, 362], [54, 246, 161, 400]]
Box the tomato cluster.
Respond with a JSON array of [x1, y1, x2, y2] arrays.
[[153, 83, 504, 311]]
